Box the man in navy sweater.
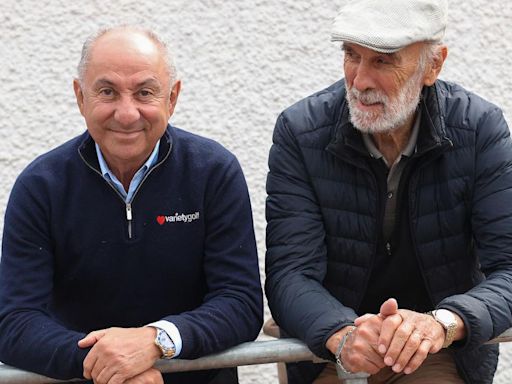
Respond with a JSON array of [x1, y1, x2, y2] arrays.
[[0, 26, 263, 384]]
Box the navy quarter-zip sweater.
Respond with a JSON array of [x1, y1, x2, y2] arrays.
[[0, 125, 263, 383]]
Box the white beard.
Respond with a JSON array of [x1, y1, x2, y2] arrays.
[[345, 68, 424, 134]]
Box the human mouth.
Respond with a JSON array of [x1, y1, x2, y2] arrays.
[[348, 88, 386, 112], [109, 129, 145, 139], [355, 99, 384, 112]]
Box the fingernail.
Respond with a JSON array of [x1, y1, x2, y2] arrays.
[[392, 364, 401, 372], [404, 368, 412, 375], [385, 356, 393, 366], [378, 344, 386, 354]]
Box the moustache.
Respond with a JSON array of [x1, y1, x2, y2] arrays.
[[348, 88, 388, 105]]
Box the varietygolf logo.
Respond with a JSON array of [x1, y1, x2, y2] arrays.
[[156, 212, 200, 225]]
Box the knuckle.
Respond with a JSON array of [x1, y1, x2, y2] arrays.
[[387, 314, 402, 327], [347, 353, 363, 367], [357, 326, 372, 338], [400, 322, 415, 334], [418, 342, 431, 354], [409, 334, 422, 347], [352, 340, 369, 354]]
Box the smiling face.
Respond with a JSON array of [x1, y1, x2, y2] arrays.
[[73, 29, 180, 174], [343, 42, 438, 134]]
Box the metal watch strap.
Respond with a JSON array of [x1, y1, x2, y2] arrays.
[[441, 320, 457, 348], [335, 326, 356, 374]]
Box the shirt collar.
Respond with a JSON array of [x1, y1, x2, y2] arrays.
[[95, 140, 161, 178], [362, 109, 421, 164]]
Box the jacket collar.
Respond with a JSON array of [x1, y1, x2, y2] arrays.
[[78, 124, 174, 173], [327, 81, 452, 160]]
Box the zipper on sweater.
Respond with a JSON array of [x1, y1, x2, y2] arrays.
[[78, 137, 173, 240], [126, 203, 133, 239]]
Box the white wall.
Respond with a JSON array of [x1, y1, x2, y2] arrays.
[[0, 0, 511, 382]]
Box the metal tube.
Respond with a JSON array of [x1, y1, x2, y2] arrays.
[[5, 324, 510, 384], [156, 339, 327, 372], [0, 339, 358, 384], [486, 328, 512, 344]]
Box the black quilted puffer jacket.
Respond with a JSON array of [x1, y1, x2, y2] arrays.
[[265, 79, 512, 384]]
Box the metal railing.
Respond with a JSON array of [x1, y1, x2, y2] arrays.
[[0, 338, 363, 384], [0, 328, 511, 384]]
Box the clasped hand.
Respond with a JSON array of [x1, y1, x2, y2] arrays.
[[327, 299, 445, 375], [78, 326, 163, 384]]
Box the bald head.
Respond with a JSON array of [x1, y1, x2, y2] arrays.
[[77, 26, 177, 88]]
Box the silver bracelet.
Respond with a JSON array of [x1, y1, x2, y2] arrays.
[[335, 326, 356, 374]]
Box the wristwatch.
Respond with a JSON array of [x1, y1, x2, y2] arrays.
[[154, 328, 176, 359], [429, 309, 457, 348]]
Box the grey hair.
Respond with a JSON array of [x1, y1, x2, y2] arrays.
[[417, 41, 444, 73], [77, 25, 178, 87]]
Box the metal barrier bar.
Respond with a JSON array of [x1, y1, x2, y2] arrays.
[[1, 327, 512, 384], [0, 338, 368, 384], [486, 327, 512, 344]]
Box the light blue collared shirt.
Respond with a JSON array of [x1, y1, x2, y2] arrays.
[[95, 141, 161, 203], [95, 140, 183, 357]]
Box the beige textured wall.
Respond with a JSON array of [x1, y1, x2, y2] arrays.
[[0, 0, 511, 382]]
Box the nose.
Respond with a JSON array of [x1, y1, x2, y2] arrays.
[[351, 62, 376, 92], [114, 95, 140, 126]]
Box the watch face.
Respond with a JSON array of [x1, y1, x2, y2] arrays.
[[157, 330, 173, 348], [434, 309, 456, 326], [156, 329, 175, 357]]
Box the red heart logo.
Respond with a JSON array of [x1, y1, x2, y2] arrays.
[[156, 216, 165, 225]]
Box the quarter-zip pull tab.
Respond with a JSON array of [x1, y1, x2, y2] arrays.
[[126, 203, 133, 239]]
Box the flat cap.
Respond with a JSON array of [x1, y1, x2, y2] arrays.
[[331, 0, 447, 53]]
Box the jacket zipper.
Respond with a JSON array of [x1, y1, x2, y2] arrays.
[[326, 145, 381, 309], [78, 139, 173, 239], [408, 140, 453, 306]]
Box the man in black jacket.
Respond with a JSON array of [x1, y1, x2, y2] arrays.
[[265, 1, 512, 383]]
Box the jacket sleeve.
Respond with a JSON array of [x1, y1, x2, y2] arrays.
[[438, 106, 512, 350], [0, 177, 89, 379], [162, 156, 263, 358], [265, 113, 358, 361]]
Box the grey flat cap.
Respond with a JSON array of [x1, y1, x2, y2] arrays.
[[331, 0, 447, 53]]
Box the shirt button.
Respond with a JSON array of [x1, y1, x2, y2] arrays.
[[387, 192, 393, 199]]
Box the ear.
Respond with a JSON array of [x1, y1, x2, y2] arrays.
[[168, 80, 181, 117], [423, 45, 448, 86], [73, 79, 85, 116]]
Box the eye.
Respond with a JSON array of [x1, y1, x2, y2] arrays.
[[375, 56, 394, 66], [98, 88, 114, 97], [343, 49, 360, 62], [138, 89, 154, 97]]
